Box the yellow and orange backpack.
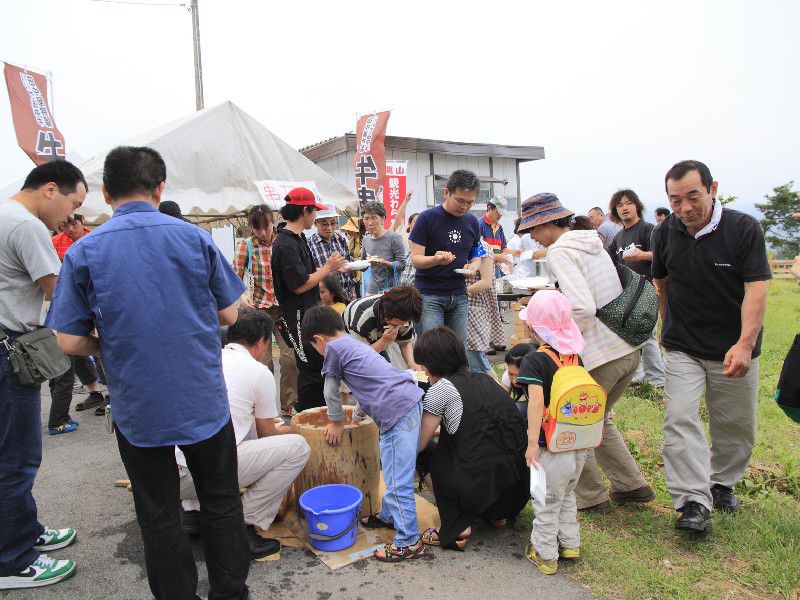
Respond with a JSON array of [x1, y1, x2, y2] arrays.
[[538, 347, 607, 452]]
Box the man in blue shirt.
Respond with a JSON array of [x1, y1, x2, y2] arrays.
[[46, 146, 252, 599], [409, 170, 486, 340]]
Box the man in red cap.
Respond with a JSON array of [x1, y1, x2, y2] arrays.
[[270, 188, 346, 411]]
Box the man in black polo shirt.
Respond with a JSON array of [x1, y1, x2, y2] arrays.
[[607, 189, 665, 389], [652, 160, 770, 534], [271, 188, 346, 412]]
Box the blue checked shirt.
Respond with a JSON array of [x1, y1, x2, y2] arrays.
[[308, 231, 357, 294]]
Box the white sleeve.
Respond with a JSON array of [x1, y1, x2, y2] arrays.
[[253, 367, 277, 420], [501, 369, 511, 388], [546, 247, 597, 334]]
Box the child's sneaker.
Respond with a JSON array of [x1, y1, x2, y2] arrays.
[[0, 554, 76, 589], [34, 527, 77, 551], [559, 546, 580, 559], [48, 423, 77, 435], [525, 543, 558, 575]]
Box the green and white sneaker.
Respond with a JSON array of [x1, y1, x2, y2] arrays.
[[34, 526, 77, 551], [0, 554, 76, 589]]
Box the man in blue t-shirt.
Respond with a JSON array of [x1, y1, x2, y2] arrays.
[[46, 146, 251, 599], [408, 170, 486, 339]]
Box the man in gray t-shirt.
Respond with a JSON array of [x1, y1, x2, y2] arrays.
[[588, 206, 622, 249], [360, 202, 406, 294], [0, 201, 62, 333], [0, 160, 86, 590]]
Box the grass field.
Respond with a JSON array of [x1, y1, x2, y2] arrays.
[[515, 280, 800, 599]]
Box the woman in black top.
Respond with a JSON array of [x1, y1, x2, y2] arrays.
[[413, 327, 529, 550]]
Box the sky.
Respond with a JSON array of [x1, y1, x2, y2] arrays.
[[1, 0, 798, 220]]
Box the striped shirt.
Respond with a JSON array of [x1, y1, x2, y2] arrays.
[[422, 378, 462, 434], [343, 293, 415, 346], [308, 231, 357, 294], [545, 230, 638, 371], [234, 236, 276, 309]]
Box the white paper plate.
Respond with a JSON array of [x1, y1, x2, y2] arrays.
[[344, 260, 370, 271]]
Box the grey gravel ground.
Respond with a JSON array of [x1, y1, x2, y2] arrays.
[[1, 314, 595, 599]]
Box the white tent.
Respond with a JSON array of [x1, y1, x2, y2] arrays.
[[63, 101, 357, 222]]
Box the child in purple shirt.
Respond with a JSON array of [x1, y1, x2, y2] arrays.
[[302, 305, 425, 563]]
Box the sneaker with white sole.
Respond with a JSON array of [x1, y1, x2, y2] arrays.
[[34, 527, 77, 552], [0, 554, 76, 589]]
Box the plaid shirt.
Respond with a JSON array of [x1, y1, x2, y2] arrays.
[[234, 236, 276, 309], [308, 231, 357, 294]]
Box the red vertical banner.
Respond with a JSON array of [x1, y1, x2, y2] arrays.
[[354, 110, 390, 206], [382, 161, 407, 229], [3, 63, 66, 165]]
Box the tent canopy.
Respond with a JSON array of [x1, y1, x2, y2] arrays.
[[65, 101, 357, 222]]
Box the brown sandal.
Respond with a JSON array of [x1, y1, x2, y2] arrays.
[[420, 528, 469, 549], [373, 541, 426, 562]]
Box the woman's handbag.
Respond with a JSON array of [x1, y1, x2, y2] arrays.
[[595, 263, 659, 347], [1, 327, 71, 387], [243, 238, 256, 299], [775, 333, 800, 423]]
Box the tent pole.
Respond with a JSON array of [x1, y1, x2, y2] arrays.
[[190, 0, 204, 111]]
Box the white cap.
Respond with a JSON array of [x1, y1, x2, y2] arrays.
[[488, 197, 508, 215], [315, 208, 339, 220]]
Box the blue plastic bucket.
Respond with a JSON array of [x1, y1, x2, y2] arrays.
[[298, 484, 363, 552]]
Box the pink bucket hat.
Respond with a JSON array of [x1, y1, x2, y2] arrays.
[[519, 290, 585, 355]]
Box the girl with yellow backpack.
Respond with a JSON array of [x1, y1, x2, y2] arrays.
[[516, 290, 607, 575]]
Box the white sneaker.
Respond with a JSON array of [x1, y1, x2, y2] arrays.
[[34, 526, 77, 551], [0, 554, 76, 589]]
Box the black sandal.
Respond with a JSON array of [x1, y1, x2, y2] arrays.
[[360, 515, 394, 529], [374, 541, 426, 562]]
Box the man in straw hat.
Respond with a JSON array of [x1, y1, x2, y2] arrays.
[[517, 192, 654, 513]]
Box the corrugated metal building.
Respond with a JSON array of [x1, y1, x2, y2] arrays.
[[300, 134, 545, 233]]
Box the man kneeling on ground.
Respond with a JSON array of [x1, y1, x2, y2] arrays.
[[177, 308, 311, 559]]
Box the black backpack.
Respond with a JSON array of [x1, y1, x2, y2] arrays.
[[775, 334, 800, 423], [595, 264, 659, 347]]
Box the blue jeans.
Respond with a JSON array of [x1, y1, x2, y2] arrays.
[[417, 293, 469, 340], [466, 350, 491, 374], [0, 336, 45, 575], [377, 402, 422, 547]]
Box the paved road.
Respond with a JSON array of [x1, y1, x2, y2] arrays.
[[1, 362, 594, 599]]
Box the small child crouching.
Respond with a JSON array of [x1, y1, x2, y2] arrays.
[[517, 291, 590, 575], [302, 305, 426, 563]]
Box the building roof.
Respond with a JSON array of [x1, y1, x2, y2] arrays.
[[300, 133, 545, 163]]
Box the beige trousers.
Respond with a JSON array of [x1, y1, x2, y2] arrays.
[[180, 434, 310, 531], [531, 449, 590, 561], [575, 350, 649, 509], [662, 351, 759, 511], [262, 307, 298, 413]]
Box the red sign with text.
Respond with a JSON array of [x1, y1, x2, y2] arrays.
[[382, 161, 407, 229], [354, 110, 390, 206], [3, 63, 66, 165]]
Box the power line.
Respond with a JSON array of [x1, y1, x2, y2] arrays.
[[89, 0, 188, 7]]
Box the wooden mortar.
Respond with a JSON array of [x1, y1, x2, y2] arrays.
[[291, 405, 381, 516]]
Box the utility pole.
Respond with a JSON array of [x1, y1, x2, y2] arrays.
[[190, 0, 204, 111]]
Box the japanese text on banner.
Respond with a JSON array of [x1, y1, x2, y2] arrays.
[[382, 161, 407, 229], [3, 62, 66, 165], [353, 111, 390, 206], [253, 179, 322, 209]]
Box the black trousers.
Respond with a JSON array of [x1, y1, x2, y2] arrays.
[[275, 313, 325, 412], [115, 420, 250, 600], [47, 356, 100, 428]]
